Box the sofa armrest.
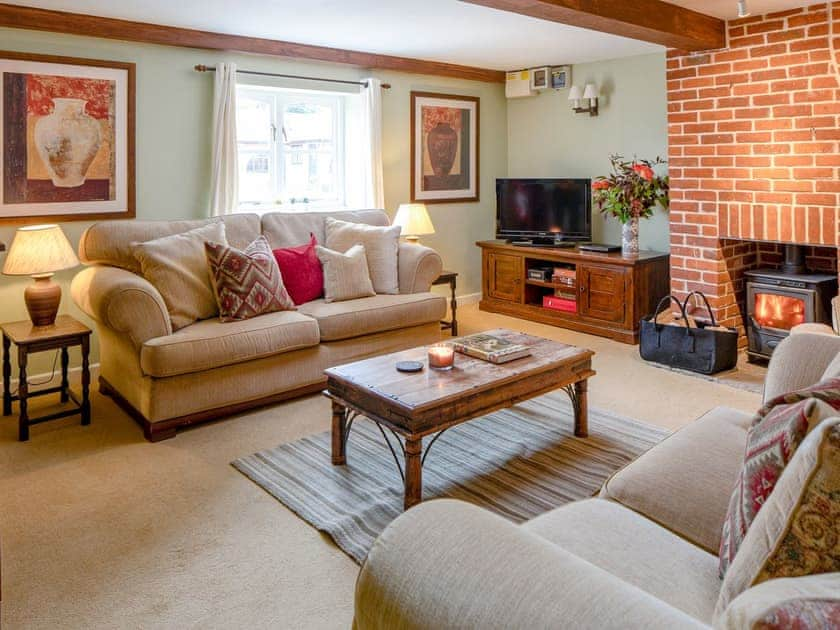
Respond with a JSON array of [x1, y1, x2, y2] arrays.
[[354, 499, 708, 630], [71, 266, 172, 350], [398, 242, 443, 294], [763, 332, 840, 403]]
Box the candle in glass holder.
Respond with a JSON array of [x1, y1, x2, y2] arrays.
[[428, 343, 455, 370]]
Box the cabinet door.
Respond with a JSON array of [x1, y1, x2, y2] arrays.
[[579, 264, 627, 323], [486, 252, 522, 302]]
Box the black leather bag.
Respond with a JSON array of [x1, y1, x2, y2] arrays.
[[640, 292, 739, 375]]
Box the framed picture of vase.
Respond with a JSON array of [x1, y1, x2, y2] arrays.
[[410, 91, 479, 204], [0, 51, 135, 223]]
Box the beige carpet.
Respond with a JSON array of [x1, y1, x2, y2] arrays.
[[0, 304, 762, 629]]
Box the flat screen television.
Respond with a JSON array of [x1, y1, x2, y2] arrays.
[[496, 178, 591, 243]]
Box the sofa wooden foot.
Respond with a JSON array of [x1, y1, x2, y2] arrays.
[[144, 422, 177, 442]]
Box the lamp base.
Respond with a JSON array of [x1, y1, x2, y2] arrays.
[[404, 236, 421, 244], [24, 275, 61, 327]]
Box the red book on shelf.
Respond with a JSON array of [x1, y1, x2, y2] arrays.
[[543, 295, 577, 313]]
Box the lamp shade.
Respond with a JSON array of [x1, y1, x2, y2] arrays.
[[3, 224, 79, 276], [568, 85, 583, 101], [393, 203, 435, 237], [582, 83, 598, 100]]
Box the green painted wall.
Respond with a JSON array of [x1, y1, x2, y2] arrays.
[[507, 52, 669, 251], [0, 28, 507, 373]]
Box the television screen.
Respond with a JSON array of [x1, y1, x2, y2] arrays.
[[496, 178, 591, 241]]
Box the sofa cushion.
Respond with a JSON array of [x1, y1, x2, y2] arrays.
[[79, 214, 261, 273], [260, 209, 389, 249], [523, 498, 721, 623], [715, 574, 840, 630], [132, 222, 227, 331], [325, 217, 401, 294], [719, 397, 838, 576], [205, 235, 295, 321], [298, 293, 446, 342], [272, 234, 324, 305], [716, 417, 840, 617], [316, 244, 376, 303], [140, 311, 319, 377], [600, 405, 752, 554]]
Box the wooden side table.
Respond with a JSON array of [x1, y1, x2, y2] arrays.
[[2, 315, 92, 441], [432, 270, 458, 336]]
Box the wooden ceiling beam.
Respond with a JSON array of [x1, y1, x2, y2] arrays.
[[461, 0, 725, 51], [0, 3, 506, 83]]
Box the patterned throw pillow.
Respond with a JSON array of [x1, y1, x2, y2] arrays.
[[205, 236, 295, 322], [272, 234, 324, 305], [715, 417, 840, 617], [753, 600, 840, 630], [718, 377, 840, 577]]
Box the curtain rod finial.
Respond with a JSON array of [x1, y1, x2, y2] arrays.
[[195, 64, 209, 72]]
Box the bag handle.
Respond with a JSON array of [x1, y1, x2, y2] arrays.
[[683, 291, 718, 328], [652, 295, 689, 332]]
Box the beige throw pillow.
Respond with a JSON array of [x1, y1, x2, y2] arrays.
[[324, 218, 400, 294], [316, 244, 376, 303], [132, 221, 226, 330]]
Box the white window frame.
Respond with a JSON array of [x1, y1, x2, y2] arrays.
[[236, 85, 346, 211]]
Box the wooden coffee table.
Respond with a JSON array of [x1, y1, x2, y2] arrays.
[[324, 329, 595, 509]]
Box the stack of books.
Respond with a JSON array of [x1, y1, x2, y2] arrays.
[[452, 333, 532, 364], [544, 267, 577, 313], [552, 267, 576, 287]]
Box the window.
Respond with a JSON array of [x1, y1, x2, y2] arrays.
[[236, 86, 346, 209]]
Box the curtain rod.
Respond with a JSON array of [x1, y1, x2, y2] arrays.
[[194, 65, 390, 89]]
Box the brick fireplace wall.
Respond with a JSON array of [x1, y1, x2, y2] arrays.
[[667, 2, 840, 338]]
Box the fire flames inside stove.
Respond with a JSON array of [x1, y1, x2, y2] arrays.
[[754, 293, 806, 330]]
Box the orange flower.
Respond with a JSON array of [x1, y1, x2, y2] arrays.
[[592, 179, 611, 190], [632, 163, 655, 181]]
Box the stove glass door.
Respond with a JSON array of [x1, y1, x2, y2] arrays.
[[753, 292, 806, 331]]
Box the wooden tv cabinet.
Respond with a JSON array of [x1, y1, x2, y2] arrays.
[[477, 240, 670, 344]]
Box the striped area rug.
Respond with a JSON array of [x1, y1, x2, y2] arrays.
[[232, 392, 669, 563]]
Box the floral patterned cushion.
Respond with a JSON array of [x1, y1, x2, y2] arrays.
[[753, 599, 840, 630], [715, 417, 840, 617], [719, 378, 840, 577], [205, 236, 295, 322]]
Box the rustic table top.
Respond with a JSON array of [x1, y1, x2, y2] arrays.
[[325, 329, 593, 416]]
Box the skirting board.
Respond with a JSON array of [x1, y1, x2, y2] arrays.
[[9, 362, 101, 388], [456, 292, 481, 306]]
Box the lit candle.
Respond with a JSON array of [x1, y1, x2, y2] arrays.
[[428, 343, 455, 370]]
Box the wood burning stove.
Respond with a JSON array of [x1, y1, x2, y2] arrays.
[[746, 245, 837, 362]]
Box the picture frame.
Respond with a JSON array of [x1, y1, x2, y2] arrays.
[[410, 91, 479, 204], [551, 66, 571, 90], [0, 50, 135, 223]]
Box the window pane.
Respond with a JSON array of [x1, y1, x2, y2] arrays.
[[237, 95, 273, 203], [282, 101, 337, 201]]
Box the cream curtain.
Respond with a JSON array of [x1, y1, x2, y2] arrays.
[[209, 62, 239, 216], [360, 77, 385, 209]]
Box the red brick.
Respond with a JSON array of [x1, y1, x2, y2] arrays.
[[775, 155, 814, 166], [787, 11, 828, 27], [767, 27, 806, 42], [775, 179, 814, 192], [794, 90, 836, 103], [769, 53, 811, 67], [773, 105, 812, 117], [734, 107, 771, 119], [796, 193, 837, 205], [735, 132, 772, 142], [750, 43, 788, 58], [752, 93, 790, 106]]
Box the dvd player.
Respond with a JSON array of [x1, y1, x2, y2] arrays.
[[579, 243, 621, 253]]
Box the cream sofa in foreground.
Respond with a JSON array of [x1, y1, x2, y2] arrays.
[[71, 210, 445, 441], [354, 333, 840, 629]]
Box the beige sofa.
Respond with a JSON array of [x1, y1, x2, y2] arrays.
[[354, 333, 840, 629], [71, 209, 446, 441]]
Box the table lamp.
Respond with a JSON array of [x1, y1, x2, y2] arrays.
[[393, 203, 435, 244], [3, 224, 79, 326]]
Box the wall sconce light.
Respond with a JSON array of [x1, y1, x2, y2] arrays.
[[569, 83, 599, 116], [737, 0, 750, 18]]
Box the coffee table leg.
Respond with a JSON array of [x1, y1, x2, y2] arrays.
[[574, 379, 588, 438], [331, 401, 348, 465], [404, 437, 422, 509]]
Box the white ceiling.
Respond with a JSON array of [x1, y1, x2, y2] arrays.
[[3, 1, 819, 70]]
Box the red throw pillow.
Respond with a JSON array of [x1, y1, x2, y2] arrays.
[[205, 236, 295, 322], [272, 234, 324, 305]]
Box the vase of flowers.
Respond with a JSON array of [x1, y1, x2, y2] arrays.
[[593, 155, 669, 255]]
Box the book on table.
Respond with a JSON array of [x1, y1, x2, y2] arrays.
[[452, 333, 533, 364]]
